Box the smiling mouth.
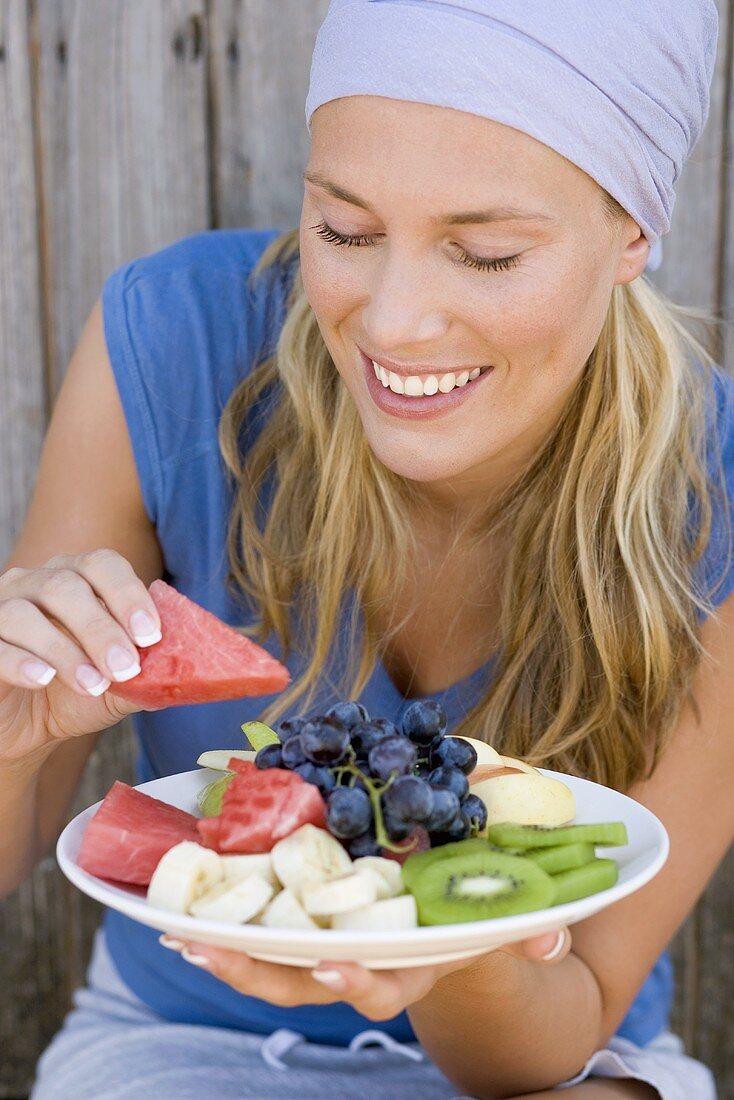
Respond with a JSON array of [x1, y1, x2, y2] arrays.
[[368, 358, 491, 397]]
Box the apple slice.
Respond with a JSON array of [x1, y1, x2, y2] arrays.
[[470, 763, 526, 784], [500, 755, 538, 775], [196, 749, 257, 771], [470, 771, 576, 827]]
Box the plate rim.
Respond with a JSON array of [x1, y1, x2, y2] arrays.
[[57, 767, 669, 949]]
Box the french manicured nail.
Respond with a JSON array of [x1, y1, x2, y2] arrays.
[[22, 660, 57, 686], [311, 968, 347, 991], [541, 930, 568, 962], [106, 644, 141, 682], [130, 610, 162, 646], [181, 947, 211, 967], [76, 663, 111, 696], [159, 935, 185, 951]]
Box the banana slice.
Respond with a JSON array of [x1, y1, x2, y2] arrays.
[[147, 841, 223, 913], [188, 873, 273, 923], [332, 895, 418, 931], [196, 749, 256, 771], [220, 853, 279, 888], [271, 824, 353, 897], [260, 887, 319, 930], [352, 856, 404, 899], [302, 872, 378, 918]]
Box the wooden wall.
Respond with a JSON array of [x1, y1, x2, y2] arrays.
[[0, 1, 732, 1096]]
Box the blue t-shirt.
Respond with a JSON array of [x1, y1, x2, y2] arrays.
[[100, 228, 734, 1049]]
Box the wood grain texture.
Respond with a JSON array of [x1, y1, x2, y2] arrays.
[[0, 1, 45, 566], [208, 0, 330, 230], [0, 0, 733, 1095], [35, 0, 210, 397]]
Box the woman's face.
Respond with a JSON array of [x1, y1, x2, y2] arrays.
[[300, 97, 649, 505]]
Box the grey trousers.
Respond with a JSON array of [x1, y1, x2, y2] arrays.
[[30, 930, 717, 1099]]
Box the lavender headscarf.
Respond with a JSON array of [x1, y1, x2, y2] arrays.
[[306, 0, 718, 268]]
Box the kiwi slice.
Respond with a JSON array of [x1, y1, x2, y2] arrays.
[[486, 822, 628, 849], [401, 838, 488, 893], [552, 857, 618, 906], [409, 849, 557, 924], [525, 842, 596, 874]]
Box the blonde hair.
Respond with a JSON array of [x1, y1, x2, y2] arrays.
[[218, 227, 727, 791]]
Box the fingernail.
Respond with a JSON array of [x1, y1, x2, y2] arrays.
[[106, 644, 141, 682], [159, 935, 185, 951], [22, 660, 57, 686], [130, 610, 162, 646], [76, 663, 111, 696], [311, 968, 347, 991], [541, 930, 568, 962], [181, 947, 211, 968]]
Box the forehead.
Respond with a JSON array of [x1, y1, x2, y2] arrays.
[[308, 96, 600, 213]]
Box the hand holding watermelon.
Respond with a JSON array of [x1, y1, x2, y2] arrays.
[[0, 552, 288, 765]]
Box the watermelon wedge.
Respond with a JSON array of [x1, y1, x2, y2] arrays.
[[77, 781, 200, 885], [109, 579, 289, 708], [196, 760, 327, 854]]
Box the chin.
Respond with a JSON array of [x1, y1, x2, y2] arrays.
[[364, 432, 478, 484]]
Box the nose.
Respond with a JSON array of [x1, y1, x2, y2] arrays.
[[361, 247, 450, 353]]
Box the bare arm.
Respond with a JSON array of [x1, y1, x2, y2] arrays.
[[0, 300, 163, 895], [407, 593, 734, 1097]]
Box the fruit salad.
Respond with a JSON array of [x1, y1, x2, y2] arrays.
[[76, 698, 630, 931]]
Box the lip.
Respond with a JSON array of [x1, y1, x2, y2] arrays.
[[359, 349, 493, 421], [367, 351, 486, 380]]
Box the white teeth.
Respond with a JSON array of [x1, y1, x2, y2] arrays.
[[371, 359, 488, 397]]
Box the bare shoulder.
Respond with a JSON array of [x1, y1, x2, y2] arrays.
[[6, 298, 163, 584]]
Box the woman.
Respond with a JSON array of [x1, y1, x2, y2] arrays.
[[1, 1, 729, 1097]]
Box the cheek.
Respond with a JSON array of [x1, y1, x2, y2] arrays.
[[299, 235, 365, 331]]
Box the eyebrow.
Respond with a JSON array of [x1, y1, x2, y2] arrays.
[[303, 170, 554, 226]]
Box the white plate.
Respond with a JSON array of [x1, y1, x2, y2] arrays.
[[57, 768, 668, 970]]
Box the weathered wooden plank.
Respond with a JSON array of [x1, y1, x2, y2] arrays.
[[208, 0, 330, 229], [35, 0, 210, 396], [648, 0, 729, 345], [1, 2, 211, 1095], [0, 723, 136, 1098], [0, 1, 45, 566], [693, 846, 734, 1098], [720, 0, 734, 376]]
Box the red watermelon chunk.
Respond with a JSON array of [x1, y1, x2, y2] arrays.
[[109, 579, 289, 708], [196, 760, 327, 854], [77, 781, 200, 885]]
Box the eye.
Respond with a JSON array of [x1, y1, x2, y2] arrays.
[[311, 221, 380, 247], [311, 220, 521, 273]]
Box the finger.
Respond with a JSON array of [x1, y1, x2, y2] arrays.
[[503, 927, 572, 964], [5, 564, 145, 688], [309, 960, 437, 1021], [67, 549, 162, 647], [0, 597, 110, 697], [167, 940, 341, 1006]]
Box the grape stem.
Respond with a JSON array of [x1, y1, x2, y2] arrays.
[[333, 752, 418, 855]]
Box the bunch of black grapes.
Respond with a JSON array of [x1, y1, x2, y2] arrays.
[[254, 699, 488, 857]]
